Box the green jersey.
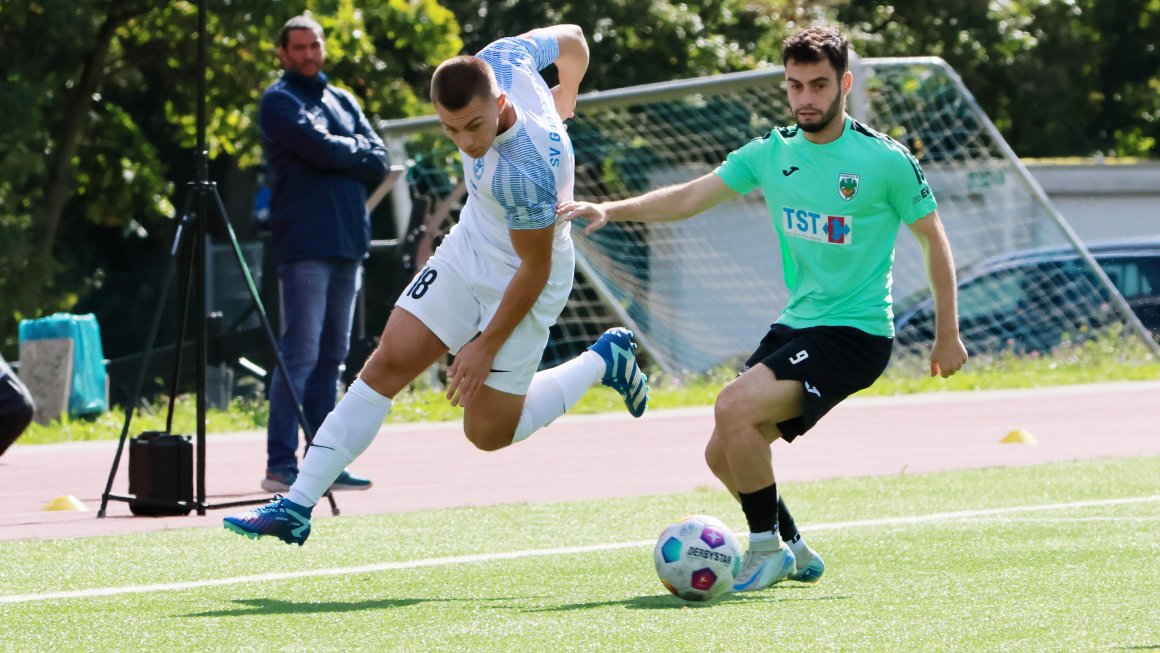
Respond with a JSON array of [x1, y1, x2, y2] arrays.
[[715, 116, 938, 337]]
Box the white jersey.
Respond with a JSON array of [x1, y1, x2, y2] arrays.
[[395, 32, 578, 393], [456, 31, 576, 270]]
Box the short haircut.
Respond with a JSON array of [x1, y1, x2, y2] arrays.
[[279, 14, 324, 49], [782, 25, 849, 77], [431, 56, 499, 111]]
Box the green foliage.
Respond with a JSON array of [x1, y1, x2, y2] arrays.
[[440, 0, 815, 90], [0, 0, 462, 356], [839, 0, 1160, 158], [2, 0, 1157, 368], [327, 0, 463, 118], [441, 0, 1158, 159]]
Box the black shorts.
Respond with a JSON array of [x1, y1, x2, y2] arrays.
[[742, 323, 893, 442]]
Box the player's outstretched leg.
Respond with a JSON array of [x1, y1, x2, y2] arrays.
[[587, 327, 650, 417], [223, 495, 313, 546], [731, 539, 795, 593]]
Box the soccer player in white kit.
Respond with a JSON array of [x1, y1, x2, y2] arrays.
[[225, 25, 651, 546]]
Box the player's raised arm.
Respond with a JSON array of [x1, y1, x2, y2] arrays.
[[557, 173, 740, 235], [535, 24, 589, 120], [907, 210, 968, 377]]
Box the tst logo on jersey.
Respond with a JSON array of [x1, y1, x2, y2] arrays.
[[781, 207, 853, 244], [473, 157, 485, 180]]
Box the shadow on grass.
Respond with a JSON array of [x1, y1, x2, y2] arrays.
[[184, 596, 504, 618], [522, 586, 848, 612]]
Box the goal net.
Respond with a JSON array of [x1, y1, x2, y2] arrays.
[[381, 58, 1154, 379]]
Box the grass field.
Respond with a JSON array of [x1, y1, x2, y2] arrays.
[[3, 456, 1157, 652]]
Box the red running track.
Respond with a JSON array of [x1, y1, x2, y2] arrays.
[[1, 381, 1157, 542]]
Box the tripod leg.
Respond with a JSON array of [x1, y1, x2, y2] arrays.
[[99, 198, 195, 517], [165, 196, 201, 434], [209, 185, 340, 515]]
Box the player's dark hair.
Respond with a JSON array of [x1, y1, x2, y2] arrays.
[[782, 25, 849, 77], [279, 14, 324, 49], [431, 56, 499, 111]]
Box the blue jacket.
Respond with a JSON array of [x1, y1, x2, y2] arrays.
[[260, 71, 389, 263]]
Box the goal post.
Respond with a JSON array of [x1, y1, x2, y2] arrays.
[[870, 57, 1160, 362], [380, 58, 1158, 379]]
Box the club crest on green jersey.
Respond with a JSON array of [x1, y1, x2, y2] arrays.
[[838, 173, 860, 201]]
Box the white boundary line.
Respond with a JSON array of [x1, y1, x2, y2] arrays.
[[2, 495, 1156, 606]]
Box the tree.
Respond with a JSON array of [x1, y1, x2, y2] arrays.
[[0, 0, 461, 355], [439, 0, 817, 91], [4, 0, 1156, 358], [1, 0, 155, 347], [838, 0, 1160, 157]]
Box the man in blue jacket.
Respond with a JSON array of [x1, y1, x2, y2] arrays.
[[259, 14, 387, 493]]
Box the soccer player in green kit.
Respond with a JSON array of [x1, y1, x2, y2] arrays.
[[558, 25, 968, 592]]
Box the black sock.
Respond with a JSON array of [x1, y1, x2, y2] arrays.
[[777, 496, 800, 542], [738, 483, 779, 534]]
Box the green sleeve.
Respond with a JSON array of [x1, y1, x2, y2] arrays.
[[887, 144, 938, 224], [713, 140, 762, 195]]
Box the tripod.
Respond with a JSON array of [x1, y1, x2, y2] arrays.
[[99, 0, 338, 517]]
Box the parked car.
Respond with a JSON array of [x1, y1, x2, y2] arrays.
[[893, 238, 1160, 354]]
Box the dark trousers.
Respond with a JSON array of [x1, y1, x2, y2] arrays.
[[0, 372, 35, 457]]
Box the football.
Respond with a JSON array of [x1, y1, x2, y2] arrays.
[[653, 514, 742, 602]]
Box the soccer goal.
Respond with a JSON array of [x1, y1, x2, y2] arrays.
[[380, 57, 1158, 378]]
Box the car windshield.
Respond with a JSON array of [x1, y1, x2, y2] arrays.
[[958, 267, 1023, 320], [895, 243, 1160, 355], [1101, 257, 1158, 299]]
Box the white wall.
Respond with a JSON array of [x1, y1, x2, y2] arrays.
[[1026, 162, 1160, 245]]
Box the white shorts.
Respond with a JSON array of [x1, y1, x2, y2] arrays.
[[394, 225, 574, 395]]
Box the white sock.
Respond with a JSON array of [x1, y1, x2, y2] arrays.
[[512, 351, 604, 443], [287, 378, 392, 507], [748, 528, 782, 552], [788, 534, 812, 558]]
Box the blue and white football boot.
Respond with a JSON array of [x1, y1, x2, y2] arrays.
[[731, 541, 796, 593], [788, 547, 826, 584], [588, 327, 650, 418], [223, 495, 313, 546]]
